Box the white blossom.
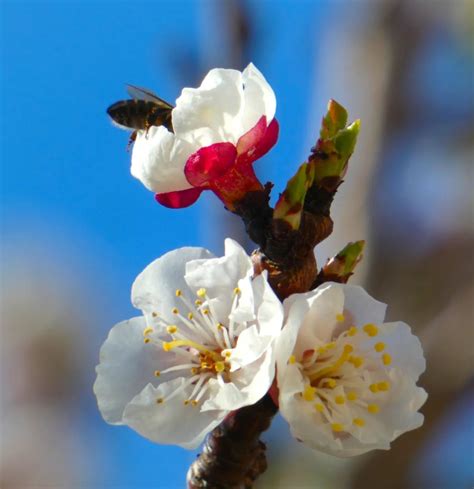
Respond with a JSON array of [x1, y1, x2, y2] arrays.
[[130, 63, 277, 197], [94, 239, 283, 449], [276, 282, 427, 457]]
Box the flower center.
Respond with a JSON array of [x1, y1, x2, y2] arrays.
[[143, 286, 246, 407], [291, 315, 394, 434]]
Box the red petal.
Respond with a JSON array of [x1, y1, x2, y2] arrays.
[[236, 117, 279, 166], [155, 187, 203, 208], [184, 142, 237, 188]]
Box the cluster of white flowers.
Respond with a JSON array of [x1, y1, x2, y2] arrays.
[[94, 239, 426, 456], [97, 64, 426, 457]]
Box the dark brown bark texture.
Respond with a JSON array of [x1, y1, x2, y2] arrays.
[[187, 161, 343, 488]]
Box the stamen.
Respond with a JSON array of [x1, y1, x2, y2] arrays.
[[162, 339, 221, 361], [289, 355, 296, 364], [215, 361, 225, 373], [152, 312, 158, 318], [336, 314, 345, 322], [175, 289, 182, 297], [315, 403, 324, 412], [156, 398, 164, 404], [353, 418, 365, 427], [348, 356, 363, 368], [347, 391, 357, 401], [167, 325, 178, 334], [143, 326, 154, 336], [303, 386, 317, 401], [154, 370, 161, 377], [172, 307, 179, 315], [348, 326, 358, 336], [382, 353, 392, 365], [363, 323, 378, 337], [197, 288, 206, 298], [377, 381, 390, 391], [144, 338, 151, 344], [374, 342, 385, 352], [367, 404, 380, 414], [332, 423, 344, 432], [335, 395, 346, 405], [233, 287, 241, 295], [369, 383, 379, 393]]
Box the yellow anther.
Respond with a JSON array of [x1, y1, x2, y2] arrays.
[[382, 353, 392, 365], [203, 309, 210, 315], [143, 326, 154, 336], [195, 299, 202, 306], [215, 361, 225, 373], [197, 288, 206, 298], [368, 404, 380, 414], [166, 325, 178, 334], [151, 312, 158, 317], [324, 379, 337, 389], [154, 370, 161, 377], [233, 287, 241, 295], [288, 355, 296, 364], [156, 398, 164, 404], [188, 312, 194, 320], [335, 395, 346, 405], [369, 383, 379, 393], [191, 367, 199, 374], [348, 356, 363, 368], [175, 289, 182, 297], [377, 381, 390, 391], [332, 423, 344, 432], [144, 338, 151, 344], [303, 386, 317, 401], [353, 418, 365, 427], [326, 342, 336, 350], [363, 323, 379, 337], [217, 323, 224, 330], [315, 403, 324, 412], [374, 342, 386, 352], [348, 326, 358, 336], [317, 346, 327, 354], [184, 400, 190, 405], [191, 400, 199, 407], [162, 339, 221, 360], [223, 350, 232, 358], [347, 392, 357, 401], [336, 313, 345, 322], [172, 307, 179, 315]]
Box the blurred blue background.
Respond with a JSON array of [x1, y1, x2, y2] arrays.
[[1, 1, 473, 488]]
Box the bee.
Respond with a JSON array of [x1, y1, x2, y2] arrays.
[[107, 85, 174, 147]]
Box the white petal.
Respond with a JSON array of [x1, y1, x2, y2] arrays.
[[123, 380, 226, 449], [93, 317, 174, 424], [131, 126, 196, 193], [240, 63, 276, 133], [173, 68, 244, 146], [132, 247, 214, 324], [341, 283, 387, 328]]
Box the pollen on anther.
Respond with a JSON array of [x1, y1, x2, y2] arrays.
[[195, 299, 202, 306], [162, 342, 172, 351], [175, 289, 182, 297], [233, 287, 241, 295], [203, 309, 210, 315], [315, 403, 324, 412], [353, 418, 365, 427], [144, 338, 151, 344], [191, 400, 199, 407], [374, 342, 385, 352], [369, 383, 379, 393], [336, 313, 345, 322], [156, 398, 164, 404], [143, 326, 154, 336], [184, 400, 190, 405], [347, 392, 357, 401], [349, 356, 363, 368], [368, 404, 380, 414], [377, 381, 390, 391], [382, 353, 392, 365], [335, 395, 345, 405], [348, 326, 358, 336], [363, 323, 379, 337], [215, 361, 225, 373], [188, 312, 194, 320], [289, 355, 296, 364], [331, 423, 344, 432], [167, 325, 178, 334], [197, 288, 206, 298], [191, 367, 199, 374], [151, 312, 158, 318], [217, 323, 224, 330], [172, 307, 179, 315], [324, 379, 337, 389], [154, 370, 161, 377], [303, 386, 317, 401], [223, 350, 232, 358]]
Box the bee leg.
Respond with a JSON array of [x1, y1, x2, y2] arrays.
[[127, 131, 137, 152]]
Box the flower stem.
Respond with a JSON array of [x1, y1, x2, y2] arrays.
[[187, 394, 278, 489]]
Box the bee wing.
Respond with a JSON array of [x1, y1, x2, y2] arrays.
[[126, 84, 174, 109]]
